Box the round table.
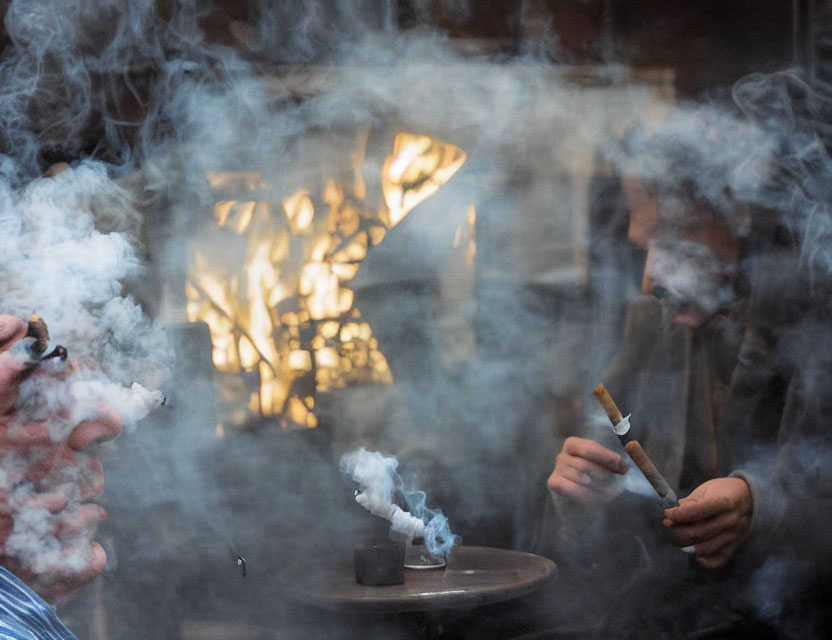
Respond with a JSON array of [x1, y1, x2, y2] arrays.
[[277, 545, 557, 613]]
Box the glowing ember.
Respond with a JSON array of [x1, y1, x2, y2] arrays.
[[186, 132, 467, 428]]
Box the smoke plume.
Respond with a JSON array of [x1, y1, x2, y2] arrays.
[[340, 446, 458, 558]]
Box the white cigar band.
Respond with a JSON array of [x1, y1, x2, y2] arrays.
[[614, 414, 631, 436]]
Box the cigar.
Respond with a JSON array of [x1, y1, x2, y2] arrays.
[[592, 383, 623, 425], [592, 384, 631, 444], [25, 314, 68, 361], [592, 383, 678, 508], [26, 313, 49, 355], [623, 440, 678, 508]]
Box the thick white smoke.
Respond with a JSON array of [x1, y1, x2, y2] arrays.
[[0, 0, 176, 597], [1, 162, 170, 422], [340, 446, 458, 558], [0, 162, 170, 599]]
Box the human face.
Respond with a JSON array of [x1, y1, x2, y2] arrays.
[[640, 219, 740, 327], [622, 176, 740, 327], [0, 316, 123, 602], [621, 173, 659, 251]]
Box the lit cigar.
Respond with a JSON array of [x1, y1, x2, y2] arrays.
[[26, 313, 49, 355], [26, 313, 68, 361], [622, 440, 677, 507], [592, 384, 678, 508]]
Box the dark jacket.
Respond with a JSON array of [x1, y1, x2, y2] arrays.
[[540, 292, 832, 637]]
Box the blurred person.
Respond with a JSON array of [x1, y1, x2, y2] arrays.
[[0, 314, 123, 639], [541, 74, 832, 638]]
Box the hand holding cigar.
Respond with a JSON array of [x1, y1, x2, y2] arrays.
[[592, 384, 679, 508], [662, 478, 753, 569], [0, 312, 121, 601], [547, 436, 629, 503]]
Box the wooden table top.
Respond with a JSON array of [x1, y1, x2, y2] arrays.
[[278, 545, 557, 613]]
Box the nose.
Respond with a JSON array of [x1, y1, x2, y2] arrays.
[[640, 244, 660, 296], [67, 404, 123, 451]]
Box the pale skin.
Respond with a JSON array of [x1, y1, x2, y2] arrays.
[[0, 315, 122, 601], [548, 176, 753, 570], [546, 436, 628, 504], [663, 477, 753, 570]]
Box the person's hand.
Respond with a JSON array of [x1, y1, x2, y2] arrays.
[[663, 477, 753, 570], [0, 315, 123, 602], [0, 316, 34, 414], [547, 436, 628, 504]]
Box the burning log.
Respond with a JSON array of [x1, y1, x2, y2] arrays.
[[592, 384, 678, 507]]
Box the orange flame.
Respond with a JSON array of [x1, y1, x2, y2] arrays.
[[187, 132, 466, 428]]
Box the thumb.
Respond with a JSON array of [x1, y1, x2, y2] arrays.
[[0, 316, 27, 353], [0, 319, 40, 415], [664, 493, 706, 523]]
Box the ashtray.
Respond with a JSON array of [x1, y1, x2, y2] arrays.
[[404, 543, 446, 570], [354, 539, 406, 586]]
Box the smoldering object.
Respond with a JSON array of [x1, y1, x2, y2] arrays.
[[26, 313, 68, 362]]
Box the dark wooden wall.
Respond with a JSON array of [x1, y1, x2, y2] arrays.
[[0, 0, 801, 174], [399, 0, 795, 98]]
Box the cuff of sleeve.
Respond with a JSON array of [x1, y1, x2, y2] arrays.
[[730, 469, 785, 540]]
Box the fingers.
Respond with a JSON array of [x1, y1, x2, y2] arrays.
[[0, 316, 27, 353], [0, 421, 53, 448], [692, 527, 743, 560], [664, 497, 726, 524], [0, 495, 109, 601], [67, 404, 123, 450], [7, 491, 69, 517], [31, 491, 70, 515], [556, 449, 625, 482], [0, 379, 121, 453], [689, 529, 745, 570], [13, 539, 108, 603], [54, 504, 107, 538], [0, 515, 11, 541], [548, 462, 624, 504], [547, 437, 628, 504], [0, 350, 39, 415], [548, 474, 614, 504], [562, 437, 628, 474], [555, 463, 610, 491], [665, 509, 751, 548], [662, 479, 753, 570], [664, 478, 752, 525], [0, 317, 114, 601]]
